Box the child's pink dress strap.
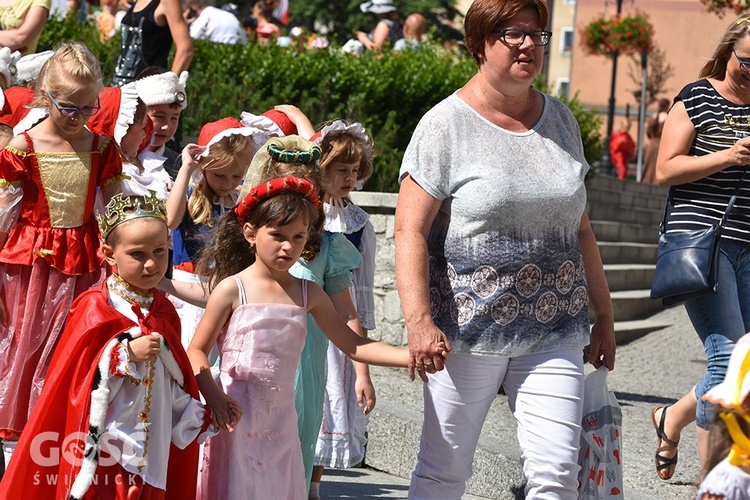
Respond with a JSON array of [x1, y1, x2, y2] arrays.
[[301, 279, 308, 309], [232, 275, 247, 305]]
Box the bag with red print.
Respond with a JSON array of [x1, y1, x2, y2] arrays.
[[577, 366, 623, 500]]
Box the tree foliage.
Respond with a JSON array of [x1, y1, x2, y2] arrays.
[[627, 46, 675, 106], [38, 15, 606, 191], [287, 0, 464, 45]]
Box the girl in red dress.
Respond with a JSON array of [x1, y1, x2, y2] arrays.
[[0, 42, 122, 466]]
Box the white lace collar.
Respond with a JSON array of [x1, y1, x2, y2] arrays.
[[323, 198, 369, 234]]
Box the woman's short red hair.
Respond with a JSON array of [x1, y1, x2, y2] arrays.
[[464, 0, 549, 65]]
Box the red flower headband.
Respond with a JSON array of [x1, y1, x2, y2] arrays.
[[235, 176, 322, 222]]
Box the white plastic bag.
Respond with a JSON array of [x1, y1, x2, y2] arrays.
[[577, 366, 624, 499]]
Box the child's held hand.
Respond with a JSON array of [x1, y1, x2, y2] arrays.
[[206, 392, 243, 432], [128, 335, 161, 362]]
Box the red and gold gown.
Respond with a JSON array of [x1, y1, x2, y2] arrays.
[[0, 131, 122, 439]]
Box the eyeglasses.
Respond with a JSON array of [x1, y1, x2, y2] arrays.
[[734, 50, 750, 73], [45, 91, 100, 118], [491, 29, 552, 46]]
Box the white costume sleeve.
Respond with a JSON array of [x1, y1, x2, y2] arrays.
[[170, 381, 218, 448], [0, 183, 22, 233], [352, 220, 376, 330]]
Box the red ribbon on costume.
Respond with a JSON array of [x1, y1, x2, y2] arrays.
[[234, 176, 322, 222]]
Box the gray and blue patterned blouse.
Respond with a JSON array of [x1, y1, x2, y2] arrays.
[[400, 91, 591, 356]]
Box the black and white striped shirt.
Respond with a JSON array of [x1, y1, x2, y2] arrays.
[[665, 79, 750, 245]]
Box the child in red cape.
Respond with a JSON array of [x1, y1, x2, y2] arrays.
[[0, 192, 219, 499]]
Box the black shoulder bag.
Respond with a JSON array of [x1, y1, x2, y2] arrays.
[[650, 170, 746, 307]]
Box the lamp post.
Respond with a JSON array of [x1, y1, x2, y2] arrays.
[[598, 0, 624, 176]]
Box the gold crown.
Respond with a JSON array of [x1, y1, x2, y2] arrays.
[[97, 191, 168, 241]]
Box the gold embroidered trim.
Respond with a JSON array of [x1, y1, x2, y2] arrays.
[[98, 136, 112, 153], [102, 173, 127, 187], [107, 274, 154, 309], [0, 178, 23, 189], [4, 146, 28, 157], [35, 248, 54, 258], [138, 360, 155, 473]]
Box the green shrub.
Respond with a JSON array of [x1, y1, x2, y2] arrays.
[[38, 16, 603, 192]]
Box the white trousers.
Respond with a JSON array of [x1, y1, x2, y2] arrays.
[[408, 349, 584, 500]]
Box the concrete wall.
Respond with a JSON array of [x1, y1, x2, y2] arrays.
[[349, 192, 406, 346]]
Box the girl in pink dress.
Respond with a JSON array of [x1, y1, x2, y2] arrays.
[[187, 139, 424, 499], [0, 42, 122, 464]]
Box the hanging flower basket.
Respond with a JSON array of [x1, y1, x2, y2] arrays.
[[580, 11, 654, 57], [700, 0, 748, 16]]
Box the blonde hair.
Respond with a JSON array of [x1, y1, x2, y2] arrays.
[[700, 14, 750, 79], [188, 134, 254, 225], [33, 42, 103, 108]]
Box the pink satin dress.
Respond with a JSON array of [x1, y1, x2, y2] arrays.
[[198, 276, 308, 499]]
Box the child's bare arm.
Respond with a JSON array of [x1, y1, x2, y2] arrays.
[[187, 278, 243, 431], [158, 277, 209, 307], [273, 105, 315, 139], [309, 284, 446, 369], [166, 143, 205, 228]]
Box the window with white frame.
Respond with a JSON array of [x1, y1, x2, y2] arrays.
[[560, 28, 574, 55], [557, 78, 570, 99]]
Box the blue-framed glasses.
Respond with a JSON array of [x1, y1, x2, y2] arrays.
[[45, 91, 100, 118], [734, 50, 750, 73], [491, 29, 552, 46]]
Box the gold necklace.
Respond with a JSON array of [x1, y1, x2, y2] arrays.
[[108, 274, 154, 309]]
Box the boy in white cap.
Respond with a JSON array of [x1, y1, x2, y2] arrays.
[[135, 69, 189, 180]]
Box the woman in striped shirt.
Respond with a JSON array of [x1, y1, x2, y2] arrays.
[[651, 14, 750, 482]]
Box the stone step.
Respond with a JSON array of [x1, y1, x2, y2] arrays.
[[590, 289, 662, 323], [598, 241, 657, 265], [586, 175, 668, 198], [586, 201, 664, 227], [590, 220, 660, 245], [587, 186, 666, 211], [613, 318, 671, 344], [611, 289, 663, 322], [604, 263, 655, 291]]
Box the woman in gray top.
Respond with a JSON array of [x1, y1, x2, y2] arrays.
[[393, 0, 615, 497]]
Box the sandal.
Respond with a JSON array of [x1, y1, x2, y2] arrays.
[[651, 405, 679, 480]]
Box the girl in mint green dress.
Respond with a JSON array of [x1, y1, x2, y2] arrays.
[[290, 231, 362, 489]]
